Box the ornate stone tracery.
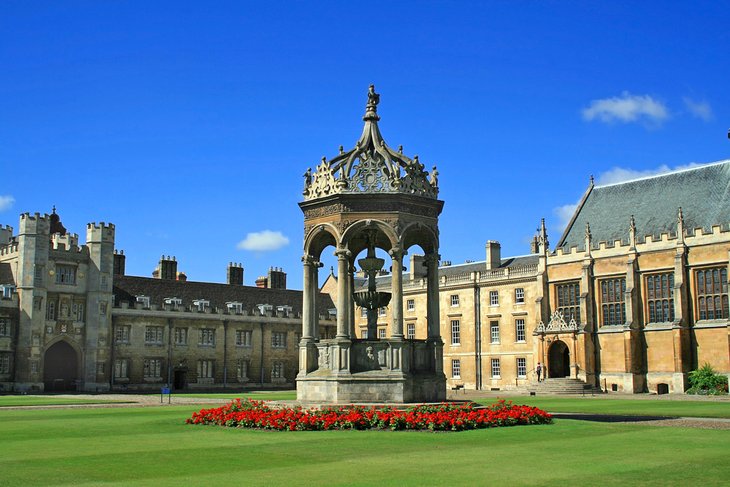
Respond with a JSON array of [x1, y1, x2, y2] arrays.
[[535, 311, 582, 334]]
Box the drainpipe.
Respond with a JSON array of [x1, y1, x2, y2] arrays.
[[110, 321, 116, 390], [167, 318, 173, 388], [474, 285, 482, 390], [223, 320, 228, 388]]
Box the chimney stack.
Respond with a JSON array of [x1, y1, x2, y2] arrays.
[[268, 267, 287, 289], [113, 249, 126, 276], [485, 241, 501, 270], [227, 262, 244, 286], [157, 255, 178, 280]]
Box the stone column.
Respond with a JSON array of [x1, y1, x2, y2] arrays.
[[348, 263, 356, 338], [425, 252, 441, 339], [335, 248, 351, 339], [389, 247, 405, 339], [301, 255, 315, 340]]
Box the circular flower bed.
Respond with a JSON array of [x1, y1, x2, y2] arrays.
[[186, 399, 552, 431]]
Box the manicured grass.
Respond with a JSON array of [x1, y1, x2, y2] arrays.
[[174, 391, 297, 401], [484, 396, 730, 419], [0, 396, 128, 407], [0, 405, 728, 486]]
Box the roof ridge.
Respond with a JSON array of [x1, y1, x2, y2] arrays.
[[594, 159, 730, 189]]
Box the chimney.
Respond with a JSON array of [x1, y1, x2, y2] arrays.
[[158, 255, 178, 280], [227, 262, 244, 286], [485, 241, 501, 270], [267, 267, 287, 289], [255, 276, 268, 288], [409, 254, 426, 280], [113, 250, 126, 276], [530, 235, 540, 254], [176, 271, 187, 282]]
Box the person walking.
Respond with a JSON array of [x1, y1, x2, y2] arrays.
[[536, 362, 542, 382]]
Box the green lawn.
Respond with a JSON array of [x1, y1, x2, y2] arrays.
[[0, 396, 128, 407], [174, 391, 298, 401], [0, 405, 727, 486], [485, 396, 730, 419]]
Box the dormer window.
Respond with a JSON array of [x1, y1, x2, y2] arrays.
[[327, 308, 337, 317], [0, 285, 15, 299], [136, 295, 150, 308], [256, 303, 273, 315], [164, 297, 182, 310], [226, 302, 243, 314], [193, 299, 210, 312], [277, 305, 293, 316]]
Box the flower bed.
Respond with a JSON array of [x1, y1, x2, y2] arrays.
[[186, 399, 552, 431]]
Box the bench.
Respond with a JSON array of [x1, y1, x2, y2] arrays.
[[451, 384, 464, 393]]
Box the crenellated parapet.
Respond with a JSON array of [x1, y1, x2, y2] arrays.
[[19, 213, 51, 235], [86, 222, 115, 243], [302, 85, 439, 201]]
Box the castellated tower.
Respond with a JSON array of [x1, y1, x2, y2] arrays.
[[84, 222, 115, 391], [14, 213, 51, 390]]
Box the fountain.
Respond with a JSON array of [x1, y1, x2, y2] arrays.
[[353, 231, 391, 340]]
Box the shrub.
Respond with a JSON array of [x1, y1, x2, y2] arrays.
[[687, 364, 728, 395]]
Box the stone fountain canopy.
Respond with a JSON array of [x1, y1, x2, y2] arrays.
[[297, 86, 447, 404]]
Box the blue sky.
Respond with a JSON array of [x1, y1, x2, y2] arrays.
[[1, 1, 728, 288]]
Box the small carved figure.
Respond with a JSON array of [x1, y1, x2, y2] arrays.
[[429, 165, 439, 187], [303, 167, 312, 189], [366, 346, 375, 361], [367, 84, 380, 109]]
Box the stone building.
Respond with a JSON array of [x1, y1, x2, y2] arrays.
[[0, 210, 335, 392], [325, 161, 730, 394]]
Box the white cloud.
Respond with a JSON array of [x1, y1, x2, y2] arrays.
[[596, 162, 703, 186], [553, 203, 578, 233], [0, 195, 15, 212], [683, 97, 713, 121], [237, 230, 289, 252], [582, 92, 668, 124]]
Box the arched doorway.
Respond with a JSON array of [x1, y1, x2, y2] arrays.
[[43, 341, 79, 391], [548, 340, 570, 378]]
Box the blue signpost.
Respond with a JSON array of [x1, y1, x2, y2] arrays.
[[161, 386, 171, 404]]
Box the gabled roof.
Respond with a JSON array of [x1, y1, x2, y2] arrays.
[[557, 160, 730, 249], [113, 276, 334, 313]]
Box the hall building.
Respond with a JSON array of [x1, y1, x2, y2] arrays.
[[331, 161, 730, 394]]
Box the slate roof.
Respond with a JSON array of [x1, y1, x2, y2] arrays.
[[558, 160, 730, 250], [113, 276, 335, 313], [0, 263, 14, 286]]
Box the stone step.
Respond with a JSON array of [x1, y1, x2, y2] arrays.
[[526, 378, 602, 395]]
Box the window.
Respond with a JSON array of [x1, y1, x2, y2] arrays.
[[361, 307, 367, 318], [515, 288, 525, 304], [600, 278, 626, 326], [516, 358, 527, 378], [556, 282, 581, 323], [34, 265, 44, 285], [199, 328, 215, 346], [136, 295, 150, 308], [515, 319, 526, 342], [0, 318, 10, 337], [198, 359, 214, 379], [55, 265, 76, 285], [407, 323, 416, 339], [226, 302, 243, 314], [0, 353, 10, 374], [451, 319, 460, 345], [46, 300, 56, 321], [361, 329, 368, 339], [144, 326, 164, 345], [115, 325, 130, 344], [99, 301, 107, 315], [490, 321, 500, 344], [272, 361, 284, 379], [114, 359, 129, 379], [236, 359, 249, 381], [143, 358, 162, 379], [378, 328, 386, 339], [490, 290, 499, 306], [407, 299, 415, 312], [647, 273, 675, 323], [72, 302, 84, 322], [236, 329, 252, 347], [1, 285, 15, 299], [277, 305, 293, 316], [491, 358, 501, 378], [193, 299, 209, 312], [452, 359, 461, 379], [174, 327, 188, 346], [378, 307, 386, 316], [272, 331, 287, 348], [450, 294, 460, 307], [164, 297, 182, 310], [696, 267, 729, 320], [256, 303, 273, 315]]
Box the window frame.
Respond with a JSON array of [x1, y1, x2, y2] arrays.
[[695, 267, 729, 321], [515, 287, 525, 304], [450, 319, 461, 345], [451, 359, 461, 379], [515, 319, 526, 342]]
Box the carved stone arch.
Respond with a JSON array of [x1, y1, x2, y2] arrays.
[[42, 336, 83, 392], [304, 223, 340, 261], [341, 219, 398, 258], [401, 221, 439, 255]]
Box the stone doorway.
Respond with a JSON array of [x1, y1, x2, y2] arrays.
[[173, 369, 187, 390], [548, 340, 570, 378], [43, 341, 79, 391]]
